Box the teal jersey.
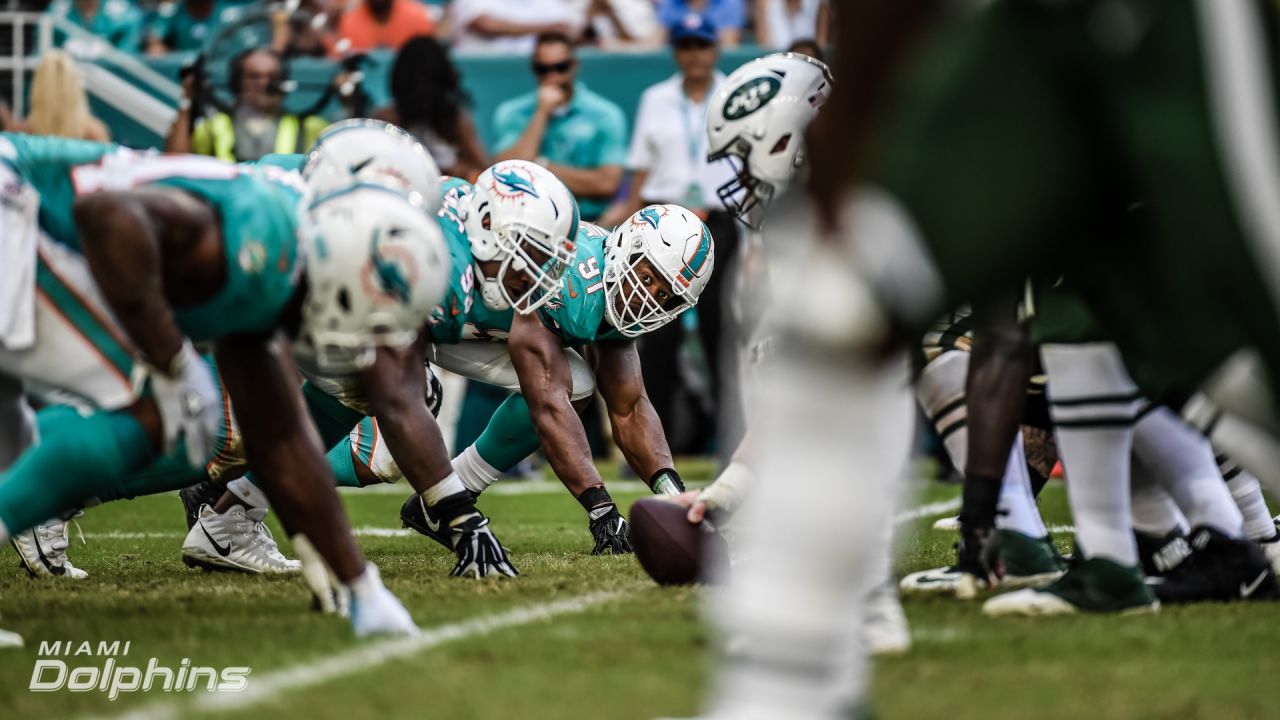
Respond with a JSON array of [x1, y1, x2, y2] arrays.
[[536, 222, 624, 345], [144, 0, 245, 52], [151, 164, 307, 341], [0, 134, 116, 250], [427, 176, 483, 343], [255, 153, 306, 173]]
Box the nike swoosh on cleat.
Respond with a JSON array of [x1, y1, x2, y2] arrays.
[[200, 523, 232, 558], [1240, 571, 1269, 598], [32, 533, 64, 576]]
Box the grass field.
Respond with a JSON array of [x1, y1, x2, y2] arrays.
[[2, 464, 1280, 719]]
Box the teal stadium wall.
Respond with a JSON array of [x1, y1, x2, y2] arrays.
[[82, 47, 769, 151]]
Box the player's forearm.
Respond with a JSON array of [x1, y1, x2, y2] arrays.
[[546, 163, 622, 200], [495, 112, 550, 163], [530, 397, 603, 495], [373, 402, 453, 494], [609, 398, 673, 479], [74, 195, 184, 367], [965, 296, 1032, 480]]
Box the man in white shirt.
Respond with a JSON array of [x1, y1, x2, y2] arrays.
[[600, 12, 743, 456], [449, 0, 582, 55]]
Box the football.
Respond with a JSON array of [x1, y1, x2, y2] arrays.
[[630, 497, 726, 586]]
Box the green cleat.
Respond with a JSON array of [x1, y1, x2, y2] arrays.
[[983, 555, 1159, 616], [998, 529, 1068, 590]]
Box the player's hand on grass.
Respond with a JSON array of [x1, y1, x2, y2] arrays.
[[589, 505, 633, 555], [150, 340, 221, 467], [450, 514, 519, 578]]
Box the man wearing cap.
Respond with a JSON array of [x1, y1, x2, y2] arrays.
[[492, 31, 628, 222], [600, 13, 742, 456]]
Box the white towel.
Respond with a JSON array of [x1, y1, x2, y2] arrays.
[[0, 180, 40, 352]]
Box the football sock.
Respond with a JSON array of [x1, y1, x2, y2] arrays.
[[473, 393, 540, 473], [916, 350, 969, 466], [1129, 463, 1188, 536], [996, 431, 1047, 537], [454, 444, 502, 495], [1223, 464, 1277, 541], [1183, 396, 1280, 499], [423, 472, 466, 506], [0, 406, 152, 536], [1041, 343, 1140, 567], [1133, 405, 1244, 538], [326, 438, 363, 488], [226, 477, 269, 510]]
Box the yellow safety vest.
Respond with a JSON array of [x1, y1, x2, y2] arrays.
[[199, 112, 303, 162]]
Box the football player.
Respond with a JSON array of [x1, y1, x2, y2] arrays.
[[0, 133, 443, 639], [397, 200, 715, 555], [175, 152, 576, 576]]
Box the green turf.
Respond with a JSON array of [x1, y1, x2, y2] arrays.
[[1, 467, 1278, 719]]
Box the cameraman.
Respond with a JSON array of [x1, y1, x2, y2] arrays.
[[166, 46, 328, 161]]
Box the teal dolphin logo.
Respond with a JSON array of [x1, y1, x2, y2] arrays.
[[371, 229, 412, 303], [494, 169, 540, 198], [638, 207, 661, 230]]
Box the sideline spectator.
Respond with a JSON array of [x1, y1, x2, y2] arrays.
[[144, 0, 247, 55], [449, 0, 581, 55], [166, 47, 328, 161], [786, 37, 824, 61], [10, 50, 110, 141], [336, 0, 435, 52], [600, 13, 740, 452], [45, 0, 145, 53], [492, 31, 626, 220], [577, 0, 663, 50], [754, 0, 827, 50], [657, 0, 743, 46], [374, 36, 487, 180]]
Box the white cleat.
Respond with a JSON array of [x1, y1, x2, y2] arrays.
[[864, 582, 911, 656], [0, 627, 22, 648], [348, 563, 419, 638], [182, 504, 302, 575], [11, 517, 88, 579], [983, 588, 1081, 617], [1259, 536, 1280, 578], [900, 565, 988, 599], [932, 515, 961, 531]]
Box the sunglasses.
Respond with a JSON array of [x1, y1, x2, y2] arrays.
[[674, 39, 715, 51], [532, 59, 576, 76]]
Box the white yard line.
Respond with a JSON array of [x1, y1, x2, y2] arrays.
[[80, 494, 975, 718], [95, 591, 625, 720]]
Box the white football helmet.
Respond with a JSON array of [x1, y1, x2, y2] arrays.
[[603, 205, 714, 337], [464, 160, 579, 314], [706, 52, 833, 226], [298, 184, 450, 372], [302, 119, 442, 213]]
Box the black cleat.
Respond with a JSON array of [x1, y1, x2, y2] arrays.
[[1154, 526, 1280, 604], [1135, 529, 1192, 578], [399, 494, 454, 552], [179, 480, 226, 530]]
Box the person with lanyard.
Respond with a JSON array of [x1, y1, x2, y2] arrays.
[[600, 12, 743, 457]]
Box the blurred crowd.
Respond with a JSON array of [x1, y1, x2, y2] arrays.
[[42, 0, 829, 56], [10, 0, 826, 461]]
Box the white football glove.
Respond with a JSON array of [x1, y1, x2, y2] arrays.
[[149, 340, 220, 468]]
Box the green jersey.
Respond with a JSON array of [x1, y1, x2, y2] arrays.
[[536, 222, 624, 345]]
